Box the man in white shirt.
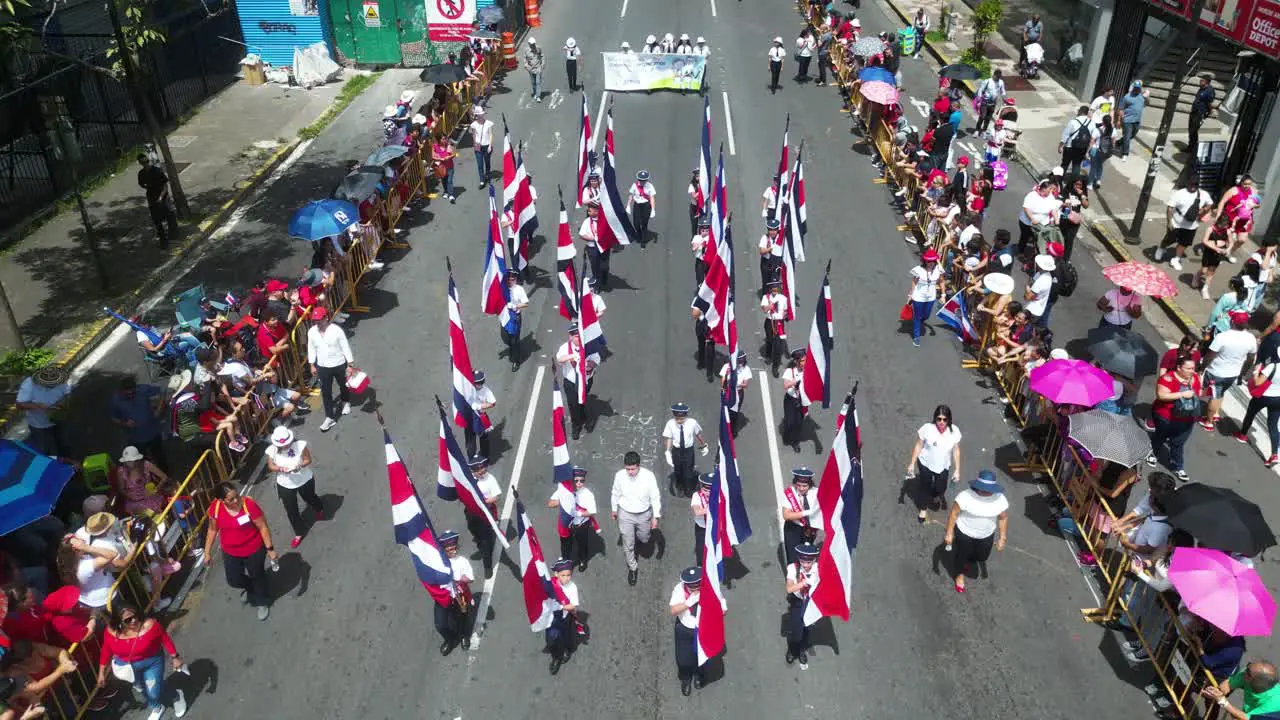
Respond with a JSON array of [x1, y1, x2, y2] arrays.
[[502, 270, 531, 371], [663, 402, 709, 497], [1024, 254, 1056, 326], [758, 217, 783, 295], [548, 466, 598, 569], [546, 558, 582, 674], [465, 455, 503, 577], [556, 324, 601, 439], [720, 350, 753, 435], [780, 468, 822, 565], [781, 348, 807, 453], [610, 450, 661, 585], [1096, 287, 1143, 329], [563, 37, 581, 92], [669, 566, 704, 695], [265, 425, 323, 548], [1203, 311, 1258, 430], [1057, 105, 1094, 177], [691, 215, 711, 288], [785, 542, 820, 669], [768, 37, 786, 93], [436, 531, 475, 655], [1016, 179, 1061, 257], [464, 370, 496, 460], [761, 281, 790, 376], [626, 169, 657, 246], [467, 106, 495, 189], [579, 201, 611, 289], [306, 306, 355, 431], [16, 364, 70, 456], [1155, 178, 1212, 271]]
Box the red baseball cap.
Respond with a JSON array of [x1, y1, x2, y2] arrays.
[[1046, 241, 1065, 258], [311, 306, 328, 321], [957, 156, 970, 166], [1229, 310, 1251, 326], [265, 279, 289, 293]]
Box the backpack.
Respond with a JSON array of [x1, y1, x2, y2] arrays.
[[1054, 260, 1079, 297], [991, 160, 1008, 190], [1069, 119, 1092, 150]]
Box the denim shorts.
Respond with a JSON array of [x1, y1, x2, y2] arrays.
[[1205, 373, 1238, 399]]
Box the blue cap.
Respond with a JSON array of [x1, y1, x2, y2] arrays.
[[467, 454, 488, 468], [567, 322, 580, 334], [699, 472, 715, 487], [766, 280, 781, 289], [438, 530, 460, 545], [587, 276, 599, 288], [472, 369, 487, 385], [551, 557, 574, 572], [792, 467, 815, 480], [795, 543, 819, 559], [697, 214, 713, 228], [571, 466, 588, 478], [766, 218, 781, 231], [790, 347, 806, 359], [681, 566, 704, 585], [736, 350, 747, 362], [970, 470, 1002, 495], [636, 169, 650, 181], [671, 402, 690, 415]]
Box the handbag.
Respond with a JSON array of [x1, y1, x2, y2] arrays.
[[899, 302, 914, 322], [346, 367, 370, 395], [1249, 364, 1278, 398], [110, 658, 135, 683], [434, 162, 448, 179], [1170, 380, 1204, 419]]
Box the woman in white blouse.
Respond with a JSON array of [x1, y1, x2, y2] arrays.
[[905, 404, 962, 523], [943, 471, 1009, 593]]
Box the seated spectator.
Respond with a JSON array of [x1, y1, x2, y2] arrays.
[[168, 370, 242, 453], [0, 638, 79, 714], [111, 447, 168, 517], [255, 313, 290, 364], [41, 545, 96, 648]]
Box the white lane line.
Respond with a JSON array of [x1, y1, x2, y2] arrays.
[[620, 0, 629, 17], [709, 0, 717, 17], [590, 90, 609, 151], [470, 363, 547, 649], [721, 91, 737, 156], [758, 378, 785, 534]]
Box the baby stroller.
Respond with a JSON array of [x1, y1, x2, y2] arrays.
[[1021, 42, 1044, 79], [996, 99, 1021, 157]]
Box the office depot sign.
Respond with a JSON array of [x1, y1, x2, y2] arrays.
[[1147, 0, 1280, 59]]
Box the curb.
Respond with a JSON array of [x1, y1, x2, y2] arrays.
[[877, 0, 1200, 340]]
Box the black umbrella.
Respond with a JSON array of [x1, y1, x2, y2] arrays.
[[333, 166, 384, 202], [1163, 483, 1276, 556], [1086, 325, 1159, 379], [939, 63, 983, 81], [1067, 410, 1151, 468], [419, 64, 468, 84]]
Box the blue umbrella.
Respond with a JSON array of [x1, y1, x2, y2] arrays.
[[0, 440, 75, 536], [859, 67, 896, 86], [288, 199, 360, 241]]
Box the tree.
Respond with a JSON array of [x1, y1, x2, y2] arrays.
[[971, 0, 1004, 53]]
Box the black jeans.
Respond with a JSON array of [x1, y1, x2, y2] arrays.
[[694, 258, 708, 289], [464, 426, 491, 460], [559, 522, 593, 566], [916, 461, 949, 510], [689, 204, 701, 238], [672, 446, 696, 496], [434, 601, 470, 643], [1060, 147, 1086, 178], [694, 325, 716, 378], [566, 59, 578, 91], [467, 510, 496, 575], [760, 255, 780, 293], [1017, 221, 1036, 256], [316, 363, 350, 421], [502, 317, 522, 365], [763, 319, 785, 373], [782, 394, 804, 446], [787, 596, 810, 653], [587, 244, 611, 287], [223, 546, 269, 607], [694, 523, 706, 565], [817, 54, 829, 83], [769, 61, 782, 91], [975, 102, 996, 132], [1188, 111, 1206, 155], [1240, 395, 1280, 458], [148, 200, 177, 248], [545, 611, 577, 659], [563, 378, 592, 431], [796, 56, 812, 79], [783, 521, 816, 566], [277, 478, 323, 537], [1061, 221, 1080, 261], [632, 203, 651, 244]]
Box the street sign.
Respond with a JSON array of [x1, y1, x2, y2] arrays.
[[428, 0, 473, 41]]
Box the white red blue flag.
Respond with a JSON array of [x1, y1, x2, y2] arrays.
[[801, 263, 834, 409], [784, 143, 807, 263], [598, 107, 636, 251], [770, 114, 790, 223], [514, 142, 538, 271], [577, 93, 591, 208], [698, 464, 727, 667], [481, 185, 519, 336], [501, 116, 519, 209], [696, 94, 711, 218], [692, 147, 732, 341], [716, 393, 752, 548], [776, 175, 799, 323], [385, 428, 454, 608], [577, 255, 606, 356], [435, 401, 510, 548], [446, 264, 490, 434], [551, 380, 600, 538], [515, 497, 567, 631], [556, 189, 579, 319], [937, 290, 977, 344], [804, 386, 863, 625]]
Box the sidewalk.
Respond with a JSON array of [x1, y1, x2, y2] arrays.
[[0, 76, 355, 362], [880, 0, 1249, 336]]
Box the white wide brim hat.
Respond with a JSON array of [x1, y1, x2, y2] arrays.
[[983, 272, 1015, 296]]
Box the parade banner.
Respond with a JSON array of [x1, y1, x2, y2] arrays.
[[601, 52, 707, 92]]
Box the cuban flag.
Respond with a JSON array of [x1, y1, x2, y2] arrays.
[[435, 402, 510, 549], [716, 396, 752, 548], [598, 107, 636, 251], [803, 385, 863, 626], [556, 189, 579, 319], [514, 143, 539, 271], [577, 254, 606, 356], [696, 94, 711, 218], [936, 290, 977, 344], [697, 465, 728, 667], [481, 186, 519, 336], [691, 147, 732, 339], [515, 497, 567, 631], [446, 265, 490, 434], [770, 114, 790, 223], [501, 116, 519, 209], [577, 93, 591, 208], [801, 263, 834, 409], [784, 143, 807, 263], [385, 428, 454, 608]]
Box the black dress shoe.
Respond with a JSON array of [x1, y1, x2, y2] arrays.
[[460, 635, 471, 650], [693, 673, 704, 689], [577, 560, 588, 571], [785, 650, 795, 664], [571, 426, 581, 440], [680, 677, 693, 696], [511, 361, 520, 372], [439, 639, 455, 656], [550, 656, 562, 675], [627, 568, 638, 585], [797, 650, 808, 665]]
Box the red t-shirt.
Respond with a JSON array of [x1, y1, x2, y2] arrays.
[[2, 606, 49, 644], [41, 586, 91, 647], [1152, 372, 1202, 422], [256, 322, 287, 360], [99, 621, 177, 665], [1159, 348, 1202, 375], [212, 497, 266, 557]]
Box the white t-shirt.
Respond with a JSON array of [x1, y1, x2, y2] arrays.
[[449, 556, 475, 597], [76, 536, 124, 608], [768, 46, 786, 62], [1089, 94, 1113, 124], [719, 363, 753, 388], [266, 440, 314, 488], [761, 186, 777, 218], [473, 472, 502, 503], [1018, 190, 1061, 226], [663, 418, 703, 448], [670, 583, 699, 628], [571, 487, 597, 525], [795, 36, 815, 57], [468, 119, 495, 148], [1167, 188, 1211, 231], [953, 488, 1009, 539], [578, 217, 599, 245], [218, 360, 254, 391], [782, 367, 802, 399], [909, 265, 943, 302], [470, 385, 496, 415], [508, 284, 530, 310], [558, 579, 581, 607], [1257, 363, 1280, 398], [916, 423, 961, 473], [1206, 329, 1258, 378], [1101, 289, 1141, 326], [1026, 271, 1054, 317]]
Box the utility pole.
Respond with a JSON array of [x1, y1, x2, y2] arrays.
[[105, 0, 190, 218], [1129, 0, 1209, 238]]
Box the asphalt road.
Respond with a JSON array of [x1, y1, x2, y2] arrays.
[[60, 0, 1280, 717]]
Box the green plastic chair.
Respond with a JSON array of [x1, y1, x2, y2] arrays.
[[81, 452, 112, 494]]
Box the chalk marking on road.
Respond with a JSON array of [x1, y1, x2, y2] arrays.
[[590, 90, 609, 151], [546, 131, 562, 159], [516, 92, 529, 110], [547, 88, 564, 111], [470, 363, 547, 650], [721, 91, 737, 156], [758, 378, 786, 535], [709, 0, 717, 17], [73, 138, 315, 379], [907, 96, 930, 119], [620, 0, 629, 17]]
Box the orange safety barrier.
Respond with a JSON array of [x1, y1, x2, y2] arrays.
[[524, 0, 540, 27], [502, 31, 517, 70]]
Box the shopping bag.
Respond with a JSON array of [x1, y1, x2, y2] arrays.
[[899, 302, 913, 322]]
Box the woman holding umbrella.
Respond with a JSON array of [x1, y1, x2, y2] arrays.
[[1146, 352, 1203, 481]]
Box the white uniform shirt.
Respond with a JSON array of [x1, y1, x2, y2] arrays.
[[691, 489, 709, 528], [916, 422, 961, 474], [470, 385, 496, 415], [449, 556, 475, 597], [693, 43, 710, 56], [578, 216, 599, 247], [555, 342, 601, 384], [663, 418, 703, 448], [641, 43, 658, 54], [468, 119, 495, 148], [762, 186, 778, 217], [761, 293, 788, 320], [266, 440, 314, 489], [611, 467, 662, 517], [1100, 289, 1140, 326], [570, 487, 597, 525], [670, 583, 700, 628], [507, 284, 530, 312], [759, 232, 782, 258], [582, 185, 602, 206], [782, 366, 802, 399], [676, 42, 693, 54], [719, 362, 753, 389], [307, 324, 354, 368], [784, 485, 824, 530], [586, 290, 607, 315], [953, 489, 1009, 539], [558, 579, 581, 607], [473, 472, 502, 505], [629, 181, 656, 205], [691, 232, 709, 260], [688, 182, 701, 207], [564, 45, 582, 61], [786, 561, 819, 600], [659, 39, 676, 53], [909, 265, 943, 303], [768, 45, 786, 62]]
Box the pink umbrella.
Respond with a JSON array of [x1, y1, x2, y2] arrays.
[[859, 81, 899, 105], [1168, 547, 1276, 637], [1101, 262, 1178, 298], [1028, 359, 1115, 407]]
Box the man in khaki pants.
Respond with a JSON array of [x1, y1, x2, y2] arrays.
[[611, 450, 662, 586]]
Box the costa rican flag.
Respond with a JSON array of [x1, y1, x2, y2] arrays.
[[577, 94, 592, 208], [514, 143, 539, 271], [385, 427, 454, 608], [716, 395, 752, 548], [696, 94, 711, 217], [770, 114, 790, 223], [692, 147, 732, 340], [515, 497, 567, 631], [776, 179, 799, 323], [481, 186, 519, 336], [598, 108, 636, 251], [803, 385, 864, 626], [577, 254, 606, 356], [435, 401, 510, 549], [801, 263, 834, 409], [697, 466, 727, 667], [936, 290, 977, 344], [793, 143, 808, 237], [501, 116, 519, 209], [784, 143, 807, 263], [556, 189, 579, 319], [446, 263, 490, 434]]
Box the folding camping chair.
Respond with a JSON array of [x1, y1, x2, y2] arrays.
[[173, 285, 228, 332]]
